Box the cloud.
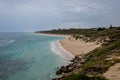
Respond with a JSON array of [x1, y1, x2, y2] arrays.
[[0, 0, 120, 32]]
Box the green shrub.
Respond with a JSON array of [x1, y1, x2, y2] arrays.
[[62, 73, 90, 80]]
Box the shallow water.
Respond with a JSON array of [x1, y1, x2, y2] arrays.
[[0, 32, 64, 80]]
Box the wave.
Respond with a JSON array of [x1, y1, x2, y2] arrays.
[[0, 39, 16, 46], [50, 40, 74, 63], [8, 40, 16, 44]]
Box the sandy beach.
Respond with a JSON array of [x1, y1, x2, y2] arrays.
[[59, 36, 101, 56], [33, 32, 67, 37], [35, 32, 102, 57]]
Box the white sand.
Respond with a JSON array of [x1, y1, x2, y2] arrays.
[[59, 37, 101, 56]]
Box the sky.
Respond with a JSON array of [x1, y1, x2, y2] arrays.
[[0, 0, 120, 32]]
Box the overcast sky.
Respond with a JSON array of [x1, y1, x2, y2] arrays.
[[0, 0, 120, 32]]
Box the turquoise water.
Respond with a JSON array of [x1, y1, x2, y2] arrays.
[[0, 32, 64, 80]]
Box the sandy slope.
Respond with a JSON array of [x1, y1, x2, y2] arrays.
[[59, 37, 101, 56]]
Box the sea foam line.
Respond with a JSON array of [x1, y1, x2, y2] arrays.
[[8, 40, 16, 43], [50, 40, 74, 63], [0, 39, 15, 45]]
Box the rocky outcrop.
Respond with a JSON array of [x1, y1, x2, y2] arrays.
[[55, 55, 86, 76]]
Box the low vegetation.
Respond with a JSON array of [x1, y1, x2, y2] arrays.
[[62, 73, 107, 80]]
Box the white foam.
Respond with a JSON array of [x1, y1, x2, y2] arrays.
[[50, 40, 74, 63], [0, 39, 15, 45], [8, 40, 16, 43]]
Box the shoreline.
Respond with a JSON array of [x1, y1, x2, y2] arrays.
[[34, 32, 102, 59], [50, 40, 74, 64], [33, 27, 120, 80], [34, 32, 74, 63]]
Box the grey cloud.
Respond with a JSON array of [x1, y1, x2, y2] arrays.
[[0, 0, 120, 32]]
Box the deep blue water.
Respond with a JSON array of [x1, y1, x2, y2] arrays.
[[0, 32, 64, 80]]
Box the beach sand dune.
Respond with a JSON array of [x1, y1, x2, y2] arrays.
[[59, 37, 101, 56]]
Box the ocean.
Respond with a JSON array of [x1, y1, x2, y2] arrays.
[[0, 32, 70, 80]]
